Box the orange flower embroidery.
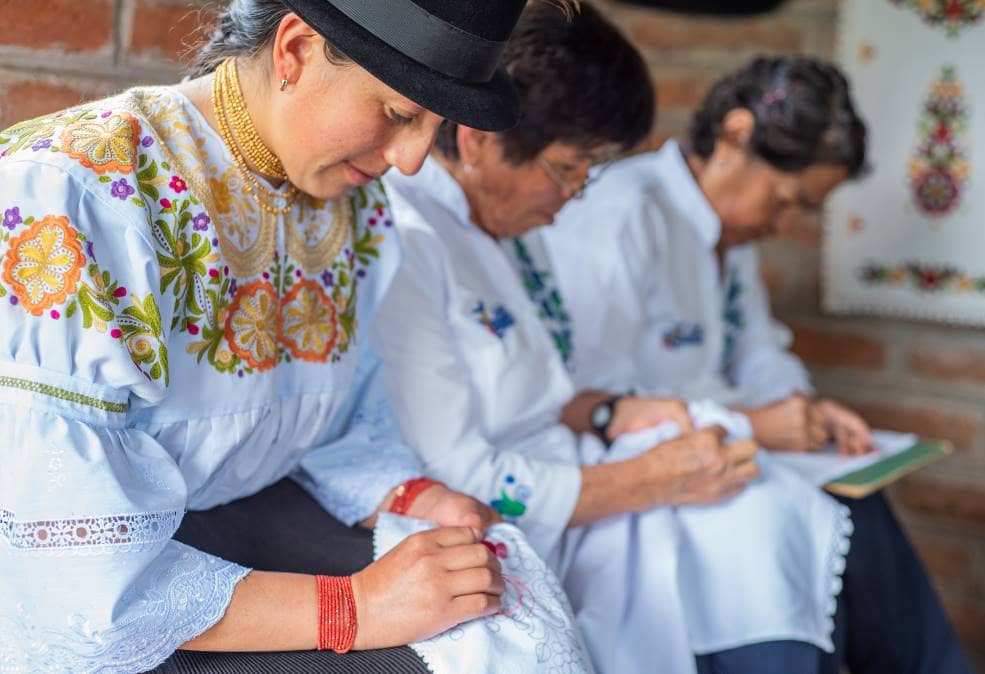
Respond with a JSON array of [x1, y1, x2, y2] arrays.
[[61, 112, 141, 175], [225, 280, 279, 371], [279, 280, 338, 362], [2, 215, 85, 316]]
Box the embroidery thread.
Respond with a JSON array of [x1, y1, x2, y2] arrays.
[[473, 301, 516, 339]]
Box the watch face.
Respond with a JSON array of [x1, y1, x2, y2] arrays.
[[591, 402, 612, 429]]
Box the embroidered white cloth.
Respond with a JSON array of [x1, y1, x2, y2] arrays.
[[374, 514, 594, 674], [377, 158, 851, 674], [0, 88, 422, 672], [567, 401, 852, 672], [825, 1, 985, 325]]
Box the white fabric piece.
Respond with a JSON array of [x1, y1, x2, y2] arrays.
[[565, 402, 851, 671], [373, 514, 594, 674]]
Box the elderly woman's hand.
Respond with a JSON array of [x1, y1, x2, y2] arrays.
[[607, 396, 692, 440], [351, 526, 504, 649], [743, 394, 828, 452], [407, 485, 501, 537], [814, 398, 874, 456], [639, 427, 760, 507]]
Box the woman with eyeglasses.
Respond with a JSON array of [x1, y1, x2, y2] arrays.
[[371, 5, 868, 673]]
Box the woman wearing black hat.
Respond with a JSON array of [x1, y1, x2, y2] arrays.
[[0, 1, 553, 672]]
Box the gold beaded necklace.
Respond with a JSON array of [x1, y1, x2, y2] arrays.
[[212, 57, 298, 215]]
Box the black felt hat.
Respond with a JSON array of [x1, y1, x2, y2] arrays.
[[280, 0, 526, 131]]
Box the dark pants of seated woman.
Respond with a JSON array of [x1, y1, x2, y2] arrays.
[[149, 479, 429, 674], [696, 492, 972, 674]]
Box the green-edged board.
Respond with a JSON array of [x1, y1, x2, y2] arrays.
[[824, 440, 952, 499]]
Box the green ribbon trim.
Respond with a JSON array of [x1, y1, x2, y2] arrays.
[[0, 375, 128, 414]]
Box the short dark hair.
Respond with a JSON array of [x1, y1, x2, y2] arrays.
[[689, 56, 868, 178], [189, 0, 348, 78], [435, 1, 655, 163]]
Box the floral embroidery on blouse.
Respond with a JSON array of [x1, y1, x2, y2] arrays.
[[472, 300, 516, 339], [491, 474, 532, 521], [225, 280, 279, 372], [279, 279, 339, 362], [61, 112, 141, 175], [2, 215, 85, 316], [511, 238, 573, 366], [662, 321, 704, 349]]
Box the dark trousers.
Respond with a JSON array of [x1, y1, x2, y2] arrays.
[[150, 479, 429, 674]]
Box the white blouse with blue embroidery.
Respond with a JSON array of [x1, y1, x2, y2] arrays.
[[0, 87, 422, 673], [538, 140, 812, 407]]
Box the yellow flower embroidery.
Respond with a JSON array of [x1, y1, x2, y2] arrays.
[[225, 280, 279, 371], [279, 280, 338, 362], [2, 215, 85, 316], [61, 112, 141, 175], [209, 177, 233, 214]]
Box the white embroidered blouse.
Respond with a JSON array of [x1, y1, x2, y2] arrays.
[[0, 87, 421, 672]]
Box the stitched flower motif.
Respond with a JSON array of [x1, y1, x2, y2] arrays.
[[225, 280, 279, 371], [279, 279, 338, 362], [3, 207, 22, 230], [61, 112, 141, 175], [2, 215, 85, 316], [169, 176, 188, 193], [192, 213, 211, 231], [110, 178, 136, 201]]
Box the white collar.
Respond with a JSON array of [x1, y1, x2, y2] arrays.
[[654, 140, 722, 249], [387, 154, 475, 232]]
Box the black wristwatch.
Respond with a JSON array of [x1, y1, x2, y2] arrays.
[[590, 394, 626, 446]]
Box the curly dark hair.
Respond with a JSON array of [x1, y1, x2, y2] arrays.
[[688, 56, 868, 178], [435, 1, 655, 163]]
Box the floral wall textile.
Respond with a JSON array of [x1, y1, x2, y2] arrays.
[[823, 0, 985, 325]]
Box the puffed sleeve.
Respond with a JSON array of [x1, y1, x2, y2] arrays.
[[371, 222, 581, 565], [0, 161, 248, 673], [724, 244, 813, 406], [292, 341, 425, 525]]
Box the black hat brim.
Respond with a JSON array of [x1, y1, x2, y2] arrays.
[[281, 0, 519, 131]]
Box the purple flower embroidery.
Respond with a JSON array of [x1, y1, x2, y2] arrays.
[[110, 178, 136, 201], [141, 136, 154, 147], [320, 270, 334, 287], [228, 279, 238, 296], [85, 240, 96, 262], [2, 207, 22, 230], [31, 139, 52, 152], [192, 213, 211, 231]]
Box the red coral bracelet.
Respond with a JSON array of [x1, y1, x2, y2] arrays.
[[388, 477, 443, 516], [316, 575, 357, 653]]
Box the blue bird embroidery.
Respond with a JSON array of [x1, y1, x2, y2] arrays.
[[663, 322, 704, 348]]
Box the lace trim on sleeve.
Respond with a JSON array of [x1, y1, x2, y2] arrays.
[[0, 543, 250, 673], [0, 507, 181, 556]]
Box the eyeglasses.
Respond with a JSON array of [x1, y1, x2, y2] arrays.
[[537, 156, 612, 200]]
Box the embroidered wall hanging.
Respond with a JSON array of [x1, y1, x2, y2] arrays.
[[824, 0, 985, 325]]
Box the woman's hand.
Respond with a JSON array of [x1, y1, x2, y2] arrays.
[[640, 426, 760, 506], [743, 394, 828, 452], [351, 527, 504, 649], [815, 398, 873, 456], [407, 484, 501, 537], [608, 396, 692, 440]]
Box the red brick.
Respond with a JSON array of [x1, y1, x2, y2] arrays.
[[896, 476, 985, 524], [654, 74, 711, 109], [789, 326, 886, 370], [0, 0, 114, 52], [909, 345, 985, 385], [128, 1, 217, 63], [629, 13, 803, 52], [0, 80, 90, 129], [850, 402, 981, 453]]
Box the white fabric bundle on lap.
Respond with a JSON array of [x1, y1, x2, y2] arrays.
[[374, 514, 594, 674], [565, 401, 852, 673]]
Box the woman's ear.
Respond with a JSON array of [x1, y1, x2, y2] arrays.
[[271, 12, 322, 87], [720, 108, 755, 150], [457, 125, 496, 168]]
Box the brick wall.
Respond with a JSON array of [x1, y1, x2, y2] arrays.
[[1, 0, 982, 667]]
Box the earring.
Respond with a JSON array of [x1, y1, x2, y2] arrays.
[[280, 78, 289, 92], [463, 163, 474, 174]]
